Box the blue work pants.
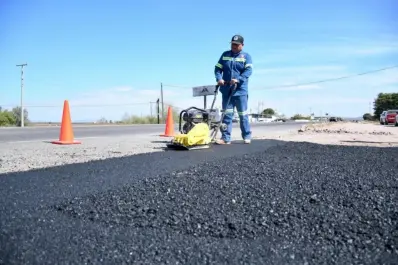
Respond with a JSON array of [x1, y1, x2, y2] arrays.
[[220, 93, 252, 142]]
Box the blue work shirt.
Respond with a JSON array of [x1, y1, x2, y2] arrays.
[[214, 50, 253, 96]]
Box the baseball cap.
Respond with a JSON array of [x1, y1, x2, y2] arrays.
[[231, 34, 244, 44]]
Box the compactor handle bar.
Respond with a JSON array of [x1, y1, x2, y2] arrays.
[[213, 82, 237, 93], [210, 82, 237, 112]]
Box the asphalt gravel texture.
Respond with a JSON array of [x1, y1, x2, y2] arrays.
[[1, 139, 397, 265]]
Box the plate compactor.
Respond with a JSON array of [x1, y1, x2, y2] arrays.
[[166, 83, 237, 150]]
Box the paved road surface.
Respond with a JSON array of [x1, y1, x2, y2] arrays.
[[0, 139, 396, 264], [0, 122, 307, 143]]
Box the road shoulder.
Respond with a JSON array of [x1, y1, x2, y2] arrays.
[[258, 121, 398, 147]]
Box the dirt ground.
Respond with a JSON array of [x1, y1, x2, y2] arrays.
[[261, 121, 398, 147]]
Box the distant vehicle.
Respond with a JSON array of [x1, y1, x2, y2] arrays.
[[380, 111, 387, 124], [385, 110, 398, 125], [329, 117, 343, 122], [257, 116, 276, 122], [395, 114, 398, 127]]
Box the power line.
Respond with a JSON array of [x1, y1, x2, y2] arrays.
[[163, 65, 398, 90], [260, 64, 398, 90], [0, 102, 152, 108], [2, 65, 395, 110], [163, 84, 191, 88], [0, 102, 186, 111]]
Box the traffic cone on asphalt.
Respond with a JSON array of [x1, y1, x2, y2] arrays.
[[160, 106, 175, 137], [51, 100, 81, 145]]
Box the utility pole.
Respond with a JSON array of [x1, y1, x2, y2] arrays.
[[160, 83, 164, 123], [16, 63, 27, 127], [156, 98, 160, 124]]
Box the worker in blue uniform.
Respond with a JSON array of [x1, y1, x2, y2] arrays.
[[214, 34, 253, 144]]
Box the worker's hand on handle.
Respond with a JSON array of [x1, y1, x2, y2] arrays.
[[230, 79, 239, 85], [216, 79, 237, 91]]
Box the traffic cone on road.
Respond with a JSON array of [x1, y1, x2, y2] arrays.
[[51, 100, 81, 145], [160, 106, 175, 137]]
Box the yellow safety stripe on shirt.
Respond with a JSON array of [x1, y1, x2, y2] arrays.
[[245, 63, 252, 68], [222, 56, 247, 63], [215, 63, 223, 69], [222, 56, 233, 61]]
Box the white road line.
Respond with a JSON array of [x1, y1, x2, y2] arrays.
[[0, 124, 168, 130], [0, 136, 113, 144]]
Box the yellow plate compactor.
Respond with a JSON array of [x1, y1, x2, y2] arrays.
[[166, 83, 236, 150]]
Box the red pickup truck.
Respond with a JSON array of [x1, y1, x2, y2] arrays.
[[385, 109, 398, 125]]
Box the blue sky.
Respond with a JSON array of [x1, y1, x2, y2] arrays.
[[1, 0, 397, 122]]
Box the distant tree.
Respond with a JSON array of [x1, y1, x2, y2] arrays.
[[362, 113, 373, 121], [373, 92, 398, 119], [11, 106, 30, 126], [0, 108, 16, 126], [119, 103, 180, 124], [97, 117, 108, 123], [290, 114, 311, 120], [262, 108, 275, 116]]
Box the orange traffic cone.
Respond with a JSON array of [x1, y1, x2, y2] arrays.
[[160, 106, 175, 137], [51, 100, 81, 145]]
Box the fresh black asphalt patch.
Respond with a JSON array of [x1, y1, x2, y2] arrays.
[[0, 139, 397, 264]]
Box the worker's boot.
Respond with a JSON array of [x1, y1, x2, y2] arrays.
[[215, 139, 231, 145]]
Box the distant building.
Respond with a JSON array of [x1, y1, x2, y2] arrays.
[[209, 108, 283, 123], [247, 113, 279, 123]]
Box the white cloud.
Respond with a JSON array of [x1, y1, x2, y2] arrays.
[[45, 85, 206, 122], [258, 96, 373, 118], [56, 65, 396, 121], [245, 64, 398, 117], [276, 84, 323, 91], [272, 96, 370, 105], [250, 63, 349, 91], [27, 35, 398, 122], [29, 63, 396, 122], [254, 65, 347, 75], [113, 86, 132, 92], [333, 36, 398, 56], [254, 35, 398, 65]]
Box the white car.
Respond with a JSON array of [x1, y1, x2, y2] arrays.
[[380, 111, 387, 124]]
